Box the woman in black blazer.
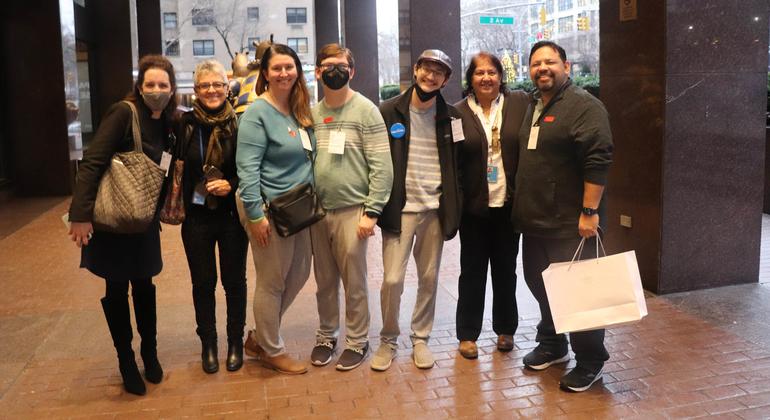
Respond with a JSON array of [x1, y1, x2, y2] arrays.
[[69, 55, 177, 395], [453, 52, 530, 359]]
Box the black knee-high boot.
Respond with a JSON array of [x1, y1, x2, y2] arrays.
[[132, 283, 164, 384], [101, 296, 146, 395]]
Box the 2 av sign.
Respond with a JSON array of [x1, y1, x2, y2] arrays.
[[479, 16, 514, 25]]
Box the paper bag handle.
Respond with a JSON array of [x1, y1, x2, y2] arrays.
[[568, 230, 607, 270]]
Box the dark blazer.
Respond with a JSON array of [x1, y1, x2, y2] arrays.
[[377, 86, 463, 240], [454, 90, 530, 218], [176, 111, 239, 216]]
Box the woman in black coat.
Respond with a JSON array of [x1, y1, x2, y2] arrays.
[[176, 59, 248, 374], [453, 52, 529, 359], [69, 55, 177, 395]]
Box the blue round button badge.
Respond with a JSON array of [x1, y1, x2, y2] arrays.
[[390, 123, 406, 139]]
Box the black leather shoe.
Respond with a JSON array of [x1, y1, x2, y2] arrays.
[[226, 339, 244, 372], [201, 340, 219, 374]]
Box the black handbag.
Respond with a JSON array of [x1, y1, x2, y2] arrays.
[[267, 182, 325, 237]]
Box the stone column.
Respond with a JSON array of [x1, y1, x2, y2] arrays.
[[343, 0, 380, 102], [601, 0, 770, 293]]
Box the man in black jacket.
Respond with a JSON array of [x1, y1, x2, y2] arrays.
[[513, 41, 613, 392], [372, 49, 462, 371]]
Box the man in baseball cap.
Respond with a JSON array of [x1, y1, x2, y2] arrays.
[[372, 49, 463, 371]]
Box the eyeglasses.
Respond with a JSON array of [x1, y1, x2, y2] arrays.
[[318, 63, 350, 72], [195, 82, 227, 92], [418, 65, 447, 78]]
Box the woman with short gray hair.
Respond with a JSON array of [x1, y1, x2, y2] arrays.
[[176, 58, 248, 374]]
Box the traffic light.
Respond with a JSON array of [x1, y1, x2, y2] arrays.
[[539, 7, 547, 26], [513, 53, 519, 65], [543, 28, 552, 39], [577, 16, 590, 31]]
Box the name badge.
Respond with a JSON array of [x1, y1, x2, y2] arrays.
[[527, 126, 540, 150], [451, 118, 465, 142], [487, 165, 498, 183], [192, 190, 206, 205], [328, 131, 346, 155], [299, 128, 312, 151], [160, 151, 172, 176]]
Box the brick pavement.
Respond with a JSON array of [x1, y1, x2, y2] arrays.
[[2, 199, 770, 418]]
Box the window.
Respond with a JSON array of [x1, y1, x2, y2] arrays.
[[287, 37, 308, 54], [247, 7, 259, 21], [558, 16, 573, 33], [248, 37, 260, 51], [286, 8, 307, 24], [530, 23, 538, 34], [165, 40, 179, 56], [558, 0, 573, 11], [193, 39, 215, 56], [545, 0, 554, 14], [163, 13, 177, 29], [577, 0, 587, 6], [192, 8, 214, 26]]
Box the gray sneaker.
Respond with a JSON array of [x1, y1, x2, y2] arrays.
[[310, 339, 336, 366], [335, 343, 369, 371], [370, 344, 397, 371], [412, 342, 434, 369]]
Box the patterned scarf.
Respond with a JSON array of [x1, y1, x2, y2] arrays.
[[192, 99, 237, 171]]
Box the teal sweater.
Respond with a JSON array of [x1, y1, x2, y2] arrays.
[[312, 92, 393, 214], [236, 98, 315, 221]]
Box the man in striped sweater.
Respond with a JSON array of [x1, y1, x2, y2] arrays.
[[309, 44, 394, 371]]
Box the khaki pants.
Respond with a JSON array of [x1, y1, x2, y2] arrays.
[[236, 193, 311, 357], [310, 205, 370, 350], [379, 211, 443, 348]]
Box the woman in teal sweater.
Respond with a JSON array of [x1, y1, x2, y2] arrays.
[[235, 44, 315, 375]]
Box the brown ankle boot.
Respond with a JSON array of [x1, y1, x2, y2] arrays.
[[244, 330, 264, 359], [261, 353, 308, 375]]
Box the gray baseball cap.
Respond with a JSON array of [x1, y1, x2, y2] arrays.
[[417, 49, 452, 77]]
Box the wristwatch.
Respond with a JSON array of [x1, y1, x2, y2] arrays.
[[581, 207, 598, 216]]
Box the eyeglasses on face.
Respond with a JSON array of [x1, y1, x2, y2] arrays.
[[418, 65, 446, 78], [195, 82, 227, 91], [319, 63, 350, 72]]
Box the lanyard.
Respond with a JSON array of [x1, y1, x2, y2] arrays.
[[532, 79, 571, 127], [198, 127, 207, 171]]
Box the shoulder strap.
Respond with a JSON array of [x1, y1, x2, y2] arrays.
[[122, 100, 143, 153]]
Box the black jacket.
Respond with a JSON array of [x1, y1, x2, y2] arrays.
[[513, 81, 614, 238], [175, 111, 239, 217], [454, 90, 530, 218], [377, 86, 463, 240]]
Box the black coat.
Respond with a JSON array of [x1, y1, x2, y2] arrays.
[[175, 111, 240, 218], [377, 86, 463, 240], [69, 100, 172, 280], [454, 90, 530, 218]]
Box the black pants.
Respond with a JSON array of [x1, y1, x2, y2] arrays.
[[181, 209, 248, 341], [522, 234, 609, 369], [456, 207, 519, 341]]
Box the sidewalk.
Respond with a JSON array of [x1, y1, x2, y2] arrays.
[[1, 199, 770, 418]]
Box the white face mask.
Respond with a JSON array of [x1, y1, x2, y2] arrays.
[[141, 91, 172, 112]]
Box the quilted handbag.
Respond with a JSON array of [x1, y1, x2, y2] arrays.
[[267, 182, 325, 237], [92, 101, 165, 233]]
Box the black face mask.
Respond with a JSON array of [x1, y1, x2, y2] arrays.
[[321, 65, 350, 90], [414, 83, 440, 102]]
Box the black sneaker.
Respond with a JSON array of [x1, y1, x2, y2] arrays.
[[523, 346, 569, 371], [559, 365, 604, 392], [335, 343, 369, 371], [310, 340, 337, 366]]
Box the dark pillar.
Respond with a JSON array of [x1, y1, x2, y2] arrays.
[[602, 0, 770, 293], [315, 0, 340, 101], [137, 0, 162, 56], [90, 0, 134, 119], [0, 3, 71, 195], [408, 0, 462, 103], [343, 0, 380, 102]]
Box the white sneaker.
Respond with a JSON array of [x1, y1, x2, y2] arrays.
[[412, 342, 434, 369], [370, 344, 397, 371]]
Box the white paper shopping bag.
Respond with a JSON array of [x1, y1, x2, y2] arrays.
[[542, 238, 647, 334]]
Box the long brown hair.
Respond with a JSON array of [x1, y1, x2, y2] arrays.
[[125, 54, 179, 118], [255, 44, 312, 128]]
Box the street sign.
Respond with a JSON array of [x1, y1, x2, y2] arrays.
[[479, 16, 514, 25]]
